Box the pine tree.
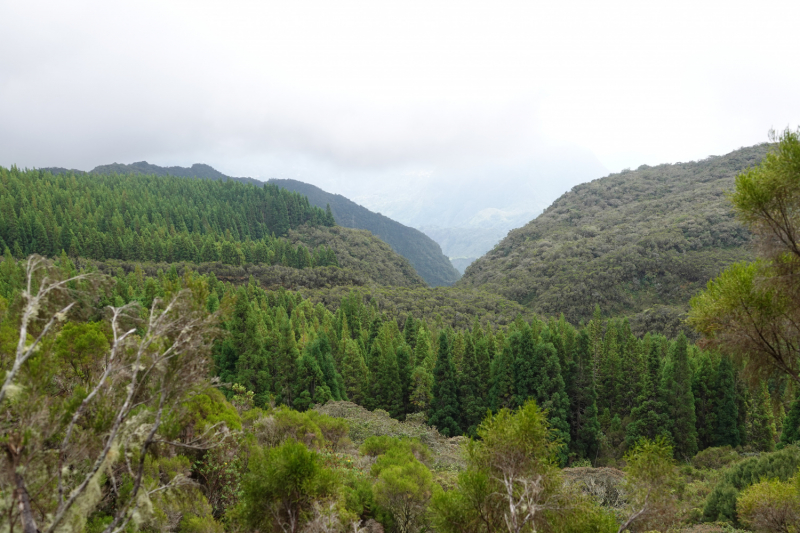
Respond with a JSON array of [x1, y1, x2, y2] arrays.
[[616, 319, 642, 418], [307, 335, 344, 401], [489, 343, 515, 412], [409, 326, 435, 414], [273, 314, 300, 406], [567, 330, 600, 462], [409, 365, 434, 414], [627, 339, 671, 445], [693, 351, 719, 450], [396, 343, 413, 416], [780, 389, 800, 447], [340, 338, 369, 405], [403, 313, 418, 349], [529, 338, 571, 464], [458, 336, 487, 436], [428, 331, 461, 436], [510, 323, 537, 408], [747, 381, 777, 452], [214, 289, 271, 407], [714, 355, 741, 447], [597, 321, 621, 415], [661, 334, 698, 458], [294, 350, 331, 411]]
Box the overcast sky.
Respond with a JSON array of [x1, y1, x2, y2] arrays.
[[2, 1, 799, 207]]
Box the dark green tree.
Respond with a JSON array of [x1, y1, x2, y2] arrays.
[[693, 351, 719, 450], [458, 335, 487, 436], [428, 331, 461, 436], [627, 339, 671, 446], [714, 355, 741, 447], [780, 389, 800, 447], [489, 343, 515, 412], [661, 334, 698, 458], [567, 330, 600, 462], [340, 338, 368, 405]]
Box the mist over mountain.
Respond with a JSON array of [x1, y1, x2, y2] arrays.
[[346, 146, 608, 271]]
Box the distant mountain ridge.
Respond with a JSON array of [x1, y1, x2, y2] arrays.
[[458, 144, 771, 332], [268, 179, 460, 287], [42, 161, 459, 286]]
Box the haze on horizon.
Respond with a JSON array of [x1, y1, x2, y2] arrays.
[[2, 0, 799, 239]]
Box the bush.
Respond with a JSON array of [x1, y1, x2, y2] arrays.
[[239, 439, 340, 532], [703, 445, 800, 523], [692, 446, 741, 470], [360, 436, 431, 464], [737, 475, 800, 532]]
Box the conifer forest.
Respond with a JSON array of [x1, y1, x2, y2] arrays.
[[4, 130, 800, 533]]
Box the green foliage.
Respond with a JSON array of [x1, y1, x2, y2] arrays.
[[661, 333, 698, 459], [428, 331, 461, 437], [692, 446, 742, 470], [780, 390, 800, 447], [626, 338, 671, 446], [431, 400, 614, 533], [736, 473, 800, 533], [703, 445, 800, 523], [0, 166, 334, 262], [715, 355, 741, 447], [460, 145, 768, 327], [363, 436, 437, 533], [748, 381, 778, 452], [690, 130, 800, 387], [567, 330, 600, 462], [620, 436, 681, 531], [239, 439, 340, 532], [270, 178, 460, 287]]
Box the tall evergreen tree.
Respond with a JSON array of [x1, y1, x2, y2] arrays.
[[458, 335, 487, 436], [627, 338, 671, 445], [713, 355, 740, 447], [489, 343, 515, 412], [403, 313, 418, 349], [293, 349, 331, 411], [693, 351, 719, 450], [747, 381, 777, 452], [273, 314, 300, 406], [510, 323, 537, 408], [396, 343, 413, 416], [528, 335, 571, 464], [661, 334, 698, 458], [428, 331, 461, 436], [340, 338, 369, 405], [780, 389, 800, 447], [567, 330, 600, 462]]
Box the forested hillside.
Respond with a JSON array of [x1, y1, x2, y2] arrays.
[[43, 160, 264, 186], [44, 160, 460, 287], [270, 178, 461, 287], [0, 166, 427, 287], [459, 144, 770, 327]]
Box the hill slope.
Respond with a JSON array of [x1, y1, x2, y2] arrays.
[[288, 225, 425, 288], [44, 161, 457, 287], [2, 167, 424, 288], [458, 144, 771, 326], [269, 178, 461, 287]]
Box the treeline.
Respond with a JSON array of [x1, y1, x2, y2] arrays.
[[0, 166, 335, 261], [26, 252, 793, 467]]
